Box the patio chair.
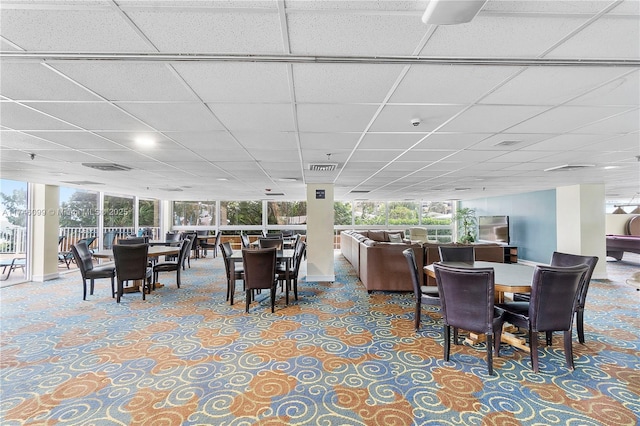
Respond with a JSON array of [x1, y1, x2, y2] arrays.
[[58, 235, 74, 269], [1, 258, 26, 281]]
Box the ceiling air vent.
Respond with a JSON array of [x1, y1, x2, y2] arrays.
[[82, 163, 132, 171], [350, 190, 370, 194], [494, 140, 522, 147], [61, 180, 104, 186], [309, 163, 338, 172], [160, 187, 184, 192], [264, 192, 285, 196], [544, 164, 595, 172]]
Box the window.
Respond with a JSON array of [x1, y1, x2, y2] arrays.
[[0, 179, 28, 258], [139, 198, 160, 238], [220, 201, 262, 226], [267, 201, 307, 225], [334, 201, 353, 226], [173, 201, 215, 227], [354, 201, 386, 226], [388, 201, 420, 225]]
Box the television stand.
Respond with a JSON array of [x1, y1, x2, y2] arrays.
[[503, 246, 518, 263]]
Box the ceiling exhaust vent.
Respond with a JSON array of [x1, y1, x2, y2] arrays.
[[264, 192, 285, 196], [309, 163, 338, 172], [160, 187, 184, 192], [82, 163, 132, 171], [61, 180, 104, 186], [544, 164, 595, 172], [350, 190, 370, 194]]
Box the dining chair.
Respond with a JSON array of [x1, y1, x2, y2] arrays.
[[220, 241, 244, 305], [403, 248, 440, 331], [277, 241, 306, 301], [152, 238, 192, 288], [438, 246, 475, 262], [199, 232, 221, 258], [241, 233, 251, 249], [117, 237, 146, 245], [103, 231, 117, 250], [513, 252, 598, 344], [242, 247, 279, 313], [259, 238, 283, 249], [433, 262, 504, 375], [71, 240, 115, 300], [183, 232, 197, 267], [112, 243, 152, 303], [496, 264, 589, 373]]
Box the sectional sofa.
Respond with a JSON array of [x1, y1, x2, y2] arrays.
[[340, 230, 506, 292]]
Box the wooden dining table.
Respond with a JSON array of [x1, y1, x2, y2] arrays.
[[229, 249, 295, 306], [424, 261, 535, 352]]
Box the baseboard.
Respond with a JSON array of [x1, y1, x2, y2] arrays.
[[306, 275, 335, 282], [32, 272, 60, 282]]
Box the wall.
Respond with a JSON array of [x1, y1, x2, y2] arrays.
[[462, 189, 556, 264], [606, 214, 639, 234]]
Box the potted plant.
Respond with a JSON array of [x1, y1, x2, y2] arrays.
[[455, 207, 477, 243]]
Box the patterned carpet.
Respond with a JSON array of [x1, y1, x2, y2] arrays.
[[1, 252, 639, 425]]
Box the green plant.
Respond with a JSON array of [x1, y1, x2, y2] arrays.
[[454, 207, 477, 243]]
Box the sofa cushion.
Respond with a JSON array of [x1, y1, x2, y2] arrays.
[[368, 230, 387, 242]]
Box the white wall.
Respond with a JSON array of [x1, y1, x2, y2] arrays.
[[30, 184, 60, 282], [606, 214, 639, 235]]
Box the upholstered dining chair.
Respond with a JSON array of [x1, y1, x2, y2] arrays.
[[220, 241, 244, 305], [199, 232, 221, 258], [103, 230, 117, 250], [496, 264, 589, 373], [403, 248, 440, 331], [438, 246, 475, 262], [433, 262, 505, 375], [242, 247, 279, 313], [259, 238, 283, 250], [152, 238, 192, 288], [277, 241, 306, 301], [117, 237, 146, 245], [241, 233, 251, 249], [71, 240, 115, 300], [112, 243, 152, 303], [513, 251, 598, 344], [183, 232, 197, 268]]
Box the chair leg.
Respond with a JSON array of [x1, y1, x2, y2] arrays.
[[117, 280, 123, 303], [576, 309, 585, 344], [529, 330, 539, 373], [486, 334, 494, 376], [83, 278, 88, 300], [453, 327, 459, 345], [564, 329, 575, 370], [546, 331, 553, 346], [271, 285, 276, 313], [90, 279, 95, 296], [414, 301, 421, 331], [110, 276, 115, 298], [443, 325, 451, 362], [245, 289, 251, 312], [176, 269, 181, 288]]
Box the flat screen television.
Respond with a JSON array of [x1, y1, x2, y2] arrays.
[[478, 215, 510, 244]]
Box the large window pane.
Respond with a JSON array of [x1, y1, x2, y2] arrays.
[[221, 201, 262, 226], [59, 188, 99, 251], [354, 201, 386, 226], [388, 201, 420, 225], [267, 201, 307, 225], [334, 201, 352, 226], [139, 198, 160, 238], [173, 201, 215, 227], [0, 179, 28, 260], [104, 195, 134, 243], [422, 201, 453, 243]]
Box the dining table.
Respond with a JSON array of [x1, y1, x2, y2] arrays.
[[228, 248, 295, 306], [424, 261, 535, 352]]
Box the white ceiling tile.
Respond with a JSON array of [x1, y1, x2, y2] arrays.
[[297, 104, 379, 132], [198, 150, 254, 162], [0, 7, 152, 51], [359, 133, 424, 150], [127, 9, 284, 52], [117, 102, 223, 132], [521, 134, 605, 151], [422, 15, 587, 57], [144, 149, 204, 162], [568, 70, 640, 107], [174, 63, 291, 103], [395, 150, 454, 162], [51, 63, 197, 102], [299, 133, 360, 150], [208, 104, 295, 132], [0, 62, 101, 101], [27, 130, 127, 150], [391, 65, 516, 104], [23, 102, 154, 132], [164, 131, 240, 150], [414, 133, 487, 150], [439, 105, 549, 133], [233, 132, 298, 150], [349, 150, 404, 162], [574, 109, 640, 134], [481, 67, 630, 105], [547, 16, 640, 59], [507, 106, 631, 134], [287, 12, 427, 56], [0, 130, 66, 150], [293, 63, 404, 103], [0, 102, 78, 131]]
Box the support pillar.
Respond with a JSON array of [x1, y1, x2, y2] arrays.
[[306, 184, 335, 282], [30, 184, 60, 282]]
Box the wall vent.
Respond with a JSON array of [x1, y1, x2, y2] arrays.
[[309, 163, 338, 172], [82, 163, 132, 171]]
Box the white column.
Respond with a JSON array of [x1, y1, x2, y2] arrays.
[[556, 184, 607, 279], [30, 184, 60, 282], [306, 183, 335, 282]]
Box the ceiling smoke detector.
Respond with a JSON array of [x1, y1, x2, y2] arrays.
[[82, 163, 132, 171]]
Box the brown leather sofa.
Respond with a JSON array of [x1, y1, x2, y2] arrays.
[[341, 230, 506, 290]]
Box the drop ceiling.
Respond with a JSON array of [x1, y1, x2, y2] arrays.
[[0, 0, 638, 202]]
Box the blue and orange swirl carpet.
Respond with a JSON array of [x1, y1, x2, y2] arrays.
[[1, 253, 638, 425]]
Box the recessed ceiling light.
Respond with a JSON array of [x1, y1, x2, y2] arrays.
[[135, 137, 155, 148], [603, 166, 620, 170], [277, 178, 297, 182], [217, 178, 229, 181]]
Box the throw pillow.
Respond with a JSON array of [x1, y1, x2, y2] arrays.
[[388, 233, 403, 243]]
